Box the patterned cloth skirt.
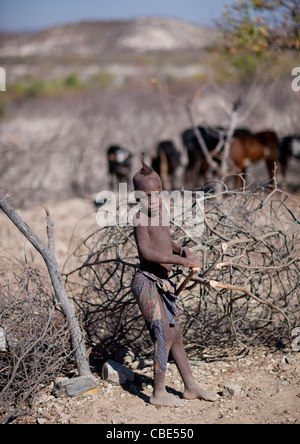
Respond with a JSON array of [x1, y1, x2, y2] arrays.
[[131, 269, 179, 373]]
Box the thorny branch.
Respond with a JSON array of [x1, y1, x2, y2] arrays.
[[63, 180, 300, 359]]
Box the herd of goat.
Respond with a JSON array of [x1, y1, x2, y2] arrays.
[[107, 126, 300, 191]]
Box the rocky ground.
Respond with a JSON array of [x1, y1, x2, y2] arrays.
[[18, 346, 300, 425]]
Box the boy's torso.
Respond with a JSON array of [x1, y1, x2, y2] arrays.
[[141, 223, 173, 279]]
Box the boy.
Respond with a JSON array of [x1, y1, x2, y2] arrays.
[[131, 156, 218, 407]]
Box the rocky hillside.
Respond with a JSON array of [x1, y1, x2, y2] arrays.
[[0, 17, 218, 58]]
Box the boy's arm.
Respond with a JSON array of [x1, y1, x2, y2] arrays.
[[171, 241, 182, 256], [134, 224, 201, 268], [172, 241, 201, 262], [135, 224, 185, 266]]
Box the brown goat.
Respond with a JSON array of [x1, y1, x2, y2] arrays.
[[229, 131, 278, 188]]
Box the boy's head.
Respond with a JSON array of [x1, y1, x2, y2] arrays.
[[133, 154, 163, 216], [133, 154, 162, 193]]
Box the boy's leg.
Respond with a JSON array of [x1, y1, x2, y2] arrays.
[[131, 273, 183, 406], [170, 324, 218, 402], [150, 296, 184, 407]]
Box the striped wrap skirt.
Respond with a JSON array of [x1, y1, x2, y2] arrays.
[[131, 269, 179, 373]]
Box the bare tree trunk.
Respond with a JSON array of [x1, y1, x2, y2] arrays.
[[0, 194, 91, 377]]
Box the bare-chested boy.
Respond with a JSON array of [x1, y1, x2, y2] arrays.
[[131, 156, 218, 407]]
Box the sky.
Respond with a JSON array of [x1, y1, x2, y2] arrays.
[[0, 0, 228, 32]]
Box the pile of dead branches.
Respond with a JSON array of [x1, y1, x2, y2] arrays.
[[0, 257, 72, 424], [64, 181, 300, 360]]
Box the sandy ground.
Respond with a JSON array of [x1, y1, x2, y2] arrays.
[[26, 347, 300, 424]]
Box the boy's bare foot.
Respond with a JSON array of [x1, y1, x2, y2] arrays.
[[183, 386, 218, 402], [150, 391, 185, 407]]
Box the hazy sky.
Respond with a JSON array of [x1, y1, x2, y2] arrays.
[[0, 0, 228, 31]]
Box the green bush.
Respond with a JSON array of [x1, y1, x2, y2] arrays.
[[64, 74, 82, 88]]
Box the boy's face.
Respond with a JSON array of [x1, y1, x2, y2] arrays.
[[140, 186, 163, 216]]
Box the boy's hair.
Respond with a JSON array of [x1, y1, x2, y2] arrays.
[[133, 153, 162, 191], [139, 153, 154, 176]]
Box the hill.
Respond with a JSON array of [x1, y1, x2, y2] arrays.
[[0, 17, 218, 58]]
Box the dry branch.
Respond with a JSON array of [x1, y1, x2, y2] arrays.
[[0, 194, 91, 378], [0, 257, 72, 423]]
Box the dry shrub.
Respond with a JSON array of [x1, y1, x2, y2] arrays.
[[64, 182, 300, 361], [0, 257, 72, 424]]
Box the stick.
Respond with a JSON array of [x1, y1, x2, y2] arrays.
[[176, 244, 227, 296], [175, 268, 200, 296], [208, 280, 291, 332], [216, 256, 299, 271]]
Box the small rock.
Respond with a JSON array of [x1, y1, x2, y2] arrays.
[[53, 375, 98, 398], [221, 382, 242, 398], [102, 359, 135, 385]]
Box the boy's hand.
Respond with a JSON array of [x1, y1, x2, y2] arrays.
[[181, 257, 202, 270], [181, 249, 202, 269]]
